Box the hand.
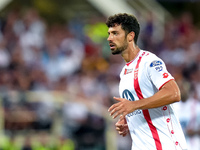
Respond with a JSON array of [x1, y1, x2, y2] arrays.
[[108, 97, 136, 119], [115, 117, 129, 137]]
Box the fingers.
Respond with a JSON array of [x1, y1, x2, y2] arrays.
[[110, 110, 126, 119], [116, 126, 125, 134], [108, 103, 116, 113], [108, 105, 121, 119], [123, 124, 128, 128], [116, 126, 122, 131], [108, 97, 123, 112], [116, 124, 128, 130], [119, 114, 124, 121], [109, 105, 119, 116], [116, 125, 128, 132], [122, 132, 128, 137], [108, 104, 126, 119], [115, 117, 129, 137], [112, 108, 127, 119], [113, 111, 123, 119], [113, 97, 121, 101], [108, 97, 129, 119], [116, 122, 128, 132], [119, 129, 129, 137], [109, 97, 130, 137], [108, 98, 121, 112], [115, 122, 124, 128]]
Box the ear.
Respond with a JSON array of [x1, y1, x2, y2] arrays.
[[128, 32, 135, 42]]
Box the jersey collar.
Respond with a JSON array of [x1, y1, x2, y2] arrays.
[[126, 50, 141, 66]]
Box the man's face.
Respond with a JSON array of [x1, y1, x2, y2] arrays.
[[107, 24, 128, 55]]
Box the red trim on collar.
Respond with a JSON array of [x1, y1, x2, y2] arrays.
[[126, 50, 141, 66]]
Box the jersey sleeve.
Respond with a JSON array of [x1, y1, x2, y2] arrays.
[[146, 55, 174, 90]]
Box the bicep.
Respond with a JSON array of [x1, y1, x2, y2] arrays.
[[159, 80, 181, 102]]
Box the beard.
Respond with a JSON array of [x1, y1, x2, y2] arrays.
[[111, 40, 128, 55]]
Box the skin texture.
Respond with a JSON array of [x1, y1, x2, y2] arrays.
[[107, 24, 140, 63], [115, 116, 129, 137], [107, 24, 181, 136]]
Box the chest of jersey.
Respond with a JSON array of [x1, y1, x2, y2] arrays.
[[119, 57, 156, 102], [119, 67, 137, 101]]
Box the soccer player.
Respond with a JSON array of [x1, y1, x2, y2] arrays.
[[106, 13, 188, 150]]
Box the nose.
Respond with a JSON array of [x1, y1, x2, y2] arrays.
[[107, 34, 112, 41]]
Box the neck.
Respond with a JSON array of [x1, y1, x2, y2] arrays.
[[121, 44, 140, 63]]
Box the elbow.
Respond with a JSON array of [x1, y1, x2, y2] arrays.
[[173, 89, 181, 103]]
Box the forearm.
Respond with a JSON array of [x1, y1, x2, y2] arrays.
[[108, 80, 181, 119], [134, 80, 181, 110]]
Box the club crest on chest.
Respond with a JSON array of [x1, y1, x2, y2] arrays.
[[124, 68, 133, 75]]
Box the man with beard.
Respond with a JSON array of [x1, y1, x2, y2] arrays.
[[106, 13, 187, 150]]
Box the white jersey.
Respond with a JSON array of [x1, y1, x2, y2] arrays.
[[119, 50, 187, 150]]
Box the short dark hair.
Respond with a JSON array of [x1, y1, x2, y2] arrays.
[[106, 13, 140, 44]]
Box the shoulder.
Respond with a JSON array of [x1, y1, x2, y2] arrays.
[[141, 50, 161, 61], [141, 50, 164, 67]]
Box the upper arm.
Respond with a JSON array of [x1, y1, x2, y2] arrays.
[[159, 79, 181, 102], [146, 54, 180, 103]]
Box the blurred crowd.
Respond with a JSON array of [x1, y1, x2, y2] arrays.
[[0, 6, 199, 150]]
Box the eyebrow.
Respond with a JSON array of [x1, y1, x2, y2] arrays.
[[108, 30, 118, 34]]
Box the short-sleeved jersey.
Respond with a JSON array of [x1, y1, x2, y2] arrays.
[[119, 50, 187, 150]]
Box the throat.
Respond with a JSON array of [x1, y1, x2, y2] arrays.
[[122, 47, 140, 63]]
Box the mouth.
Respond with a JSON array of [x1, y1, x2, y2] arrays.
[[109, 43, 116, 49]]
